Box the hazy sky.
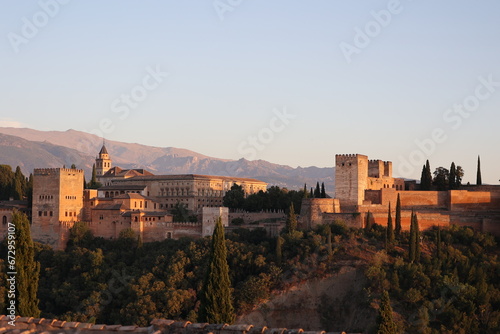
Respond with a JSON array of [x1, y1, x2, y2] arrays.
[[1, 1, 499, 184]]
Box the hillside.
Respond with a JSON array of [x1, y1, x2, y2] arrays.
[[0, 127, 334, 190]]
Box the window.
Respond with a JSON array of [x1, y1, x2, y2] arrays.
[[39, 211, 42, 217], [43, 211, 47, 216], [50, 211, 53, 217], [2, 216, 6, 225], [99, 214, 104, 220]]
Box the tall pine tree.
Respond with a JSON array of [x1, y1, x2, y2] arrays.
[[314, 182, 321, 198], [377, 290, 397, 334], [386, 203, 394, 246], [395, 194, 401, 237], [449, 162, 457, 190], [285, 203, 297, 235], [409, 210, 416, 263], [414, 213, 420, 262], [303, 183, 309, 198], [13, 210, 41, 317], [477, 155, 482, 185], [198, 217, 234, 324], [420, 160, 432, 190], [320, 182, 326, 198], [365, 211, 372, 231]]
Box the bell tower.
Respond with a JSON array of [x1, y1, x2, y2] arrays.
[[96, 142, 111, 176]]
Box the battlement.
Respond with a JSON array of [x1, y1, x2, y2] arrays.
[[335, 153, 367, 158], [34, 168, 84, 175]]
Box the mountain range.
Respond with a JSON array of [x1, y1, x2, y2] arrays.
[[0, 127, 334, 192]]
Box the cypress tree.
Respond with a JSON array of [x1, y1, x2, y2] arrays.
[[314, 182, 321, 198], [285, 203, 297, 234], [377, 290, 397, 334], [386, 203, 394, 246], [13, 210, 41, 317], [303, 183, 308, 198], [320, 182, 326, 198], [395, 194, 401, 237], [325, 225, 333, 257], [421, 160, 432, 190], [420, 164, 427, 190], [436, 225, 442, 261], [477, 156, 482, 185], [276, 236, 283, 265], [198, 217, 234, 324], [415, 213, 420, 262], [449, 162, 457, 190], [409, 211, 416, 263], [90, 163, 97, 188], [310, 187, 314, 198], [365, 211, 372, 231]]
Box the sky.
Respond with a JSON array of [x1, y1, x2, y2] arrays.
[[0, 0, 499, 184]]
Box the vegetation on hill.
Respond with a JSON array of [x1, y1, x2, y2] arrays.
[[0, 216, 499, 333], [0, 165, 31, 201]]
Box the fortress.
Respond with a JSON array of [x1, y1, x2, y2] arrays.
[[300, 154, 500, 237], [1, 150, 500, 249]]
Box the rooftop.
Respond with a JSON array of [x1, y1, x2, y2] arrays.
[[0, 316, 357, 334]]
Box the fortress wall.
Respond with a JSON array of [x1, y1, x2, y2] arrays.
[[140, 222, 175, 242], [366, 210, 451, 231], [378, 189, 448, 208], [449, 190, 500, 211], [299, 198, 340, 229], [229, 212, 286, 224]]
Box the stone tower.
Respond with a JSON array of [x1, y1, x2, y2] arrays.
[[96, 144, 111, 177], [335, 154, 368, 207], [31, 168, 84, 249]]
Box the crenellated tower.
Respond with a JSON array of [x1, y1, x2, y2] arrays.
[[335, 154, 369, 207]]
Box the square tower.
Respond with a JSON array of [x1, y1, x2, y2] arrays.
[[32, 168, 84, 248], [335, 154, 368, 207]]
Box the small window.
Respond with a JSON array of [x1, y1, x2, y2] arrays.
[[39, 211, 42, 217], [43, 211, 47, 216]]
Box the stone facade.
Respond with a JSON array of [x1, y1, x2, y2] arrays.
[[31, 168, 85, 249], [335, 154, 405, 208]]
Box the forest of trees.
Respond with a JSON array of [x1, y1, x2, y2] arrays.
[[222, 182, 327, 214], [1, 210, 498, 333], [420, 160, 465, 191]]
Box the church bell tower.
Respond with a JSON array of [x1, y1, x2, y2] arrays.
[[95, 143, 112, 177]]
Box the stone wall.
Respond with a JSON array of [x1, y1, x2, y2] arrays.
[[299, 198, 340, 229], [228, 211, 286, 224], [449, 190, 500, 211]]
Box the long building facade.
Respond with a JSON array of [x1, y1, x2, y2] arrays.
[[28, 145, 267, 249]]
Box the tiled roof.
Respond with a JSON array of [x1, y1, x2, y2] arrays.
[[93, 203, 124, 210], [102, 167, 154, 178], [0, 316, 356, 334], [99, 145, 108, 155]]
